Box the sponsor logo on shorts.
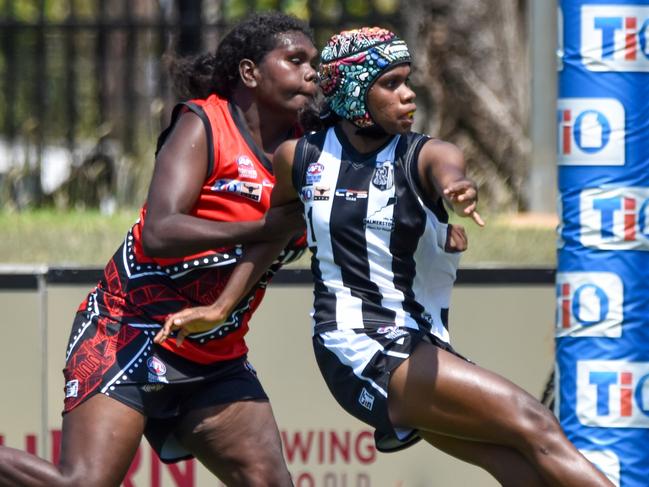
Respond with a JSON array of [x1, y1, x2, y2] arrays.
[[421, 312, 435, 327], [65, 379, 79, 398], [359, 387, 375, 411], [376, 326, 409, 340], [141, 384, 165, 393], [147, 356, 169, 383]]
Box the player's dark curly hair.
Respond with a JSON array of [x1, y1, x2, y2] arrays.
[[168, 11, 313, 100]]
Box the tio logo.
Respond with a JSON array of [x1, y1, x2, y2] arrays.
[[577, 360, 649, 428], [557, 98, 624, 166], [582, 5, 649, 71], [579, 187, 649, 250], [556, 272, 623, 338]]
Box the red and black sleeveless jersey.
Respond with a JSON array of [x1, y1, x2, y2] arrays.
[[81, 94, 305, 364]]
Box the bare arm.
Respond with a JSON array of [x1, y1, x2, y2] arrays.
[[154, 139, 302, 345], [142, 111, 303, 258], [418, 139, 484, 227]]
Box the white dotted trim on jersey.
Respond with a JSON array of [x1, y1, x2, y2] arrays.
[[65, 290, 99, 363], [121, 227, 243, 280]]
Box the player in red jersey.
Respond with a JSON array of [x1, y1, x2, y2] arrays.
[[0, 12, 317, 487]]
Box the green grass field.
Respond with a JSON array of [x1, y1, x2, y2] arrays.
[[0, 209, 558, 267]]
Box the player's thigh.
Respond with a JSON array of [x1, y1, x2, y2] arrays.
[[388, 341, 555, 447], [176, 400, 288, 476], [59, 394, 146, 487]]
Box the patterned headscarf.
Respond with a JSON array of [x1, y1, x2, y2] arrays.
[[319, 27, 411, 128]]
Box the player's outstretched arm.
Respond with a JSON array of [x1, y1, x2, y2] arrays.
[[418, 139, 484, 227]]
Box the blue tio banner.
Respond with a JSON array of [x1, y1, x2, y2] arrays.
[[557, 1, 649, 486]]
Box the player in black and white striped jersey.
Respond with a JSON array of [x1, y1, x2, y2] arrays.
[[161, 27, 614, 487]]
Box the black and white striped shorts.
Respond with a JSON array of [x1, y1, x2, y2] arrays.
[[313, 326, 466, 453]]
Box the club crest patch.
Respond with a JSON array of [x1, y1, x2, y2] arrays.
[[372, 161, 393, 190]]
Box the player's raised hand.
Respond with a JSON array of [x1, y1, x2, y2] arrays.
[[443, 179, 485, 227]]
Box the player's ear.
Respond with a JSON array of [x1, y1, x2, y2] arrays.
[[239, 59, 258, 88]]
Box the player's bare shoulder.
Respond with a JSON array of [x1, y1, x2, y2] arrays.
[[419, 138, 464, 168]]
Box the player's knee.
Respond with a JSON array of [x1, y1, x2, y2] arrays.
[[55, 462, 127, 487], [511, 395, 562, 452]]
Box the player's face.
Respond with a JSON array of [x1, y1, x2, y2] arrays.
[[366, 64, 416, 134], [254, 31, 319, 115]]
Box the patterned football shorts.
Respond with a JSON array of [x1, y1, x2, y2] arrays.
[[313, 326, 468, 453], [63, 310, 267, 463]]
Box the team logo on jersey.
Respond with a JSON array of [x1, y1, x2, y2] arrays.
[[335, 188, 368, 201], [65, 379, 79, 398], [372, 160, 394, 190], [211, 179, 262, 202], [236, 155, 258, 179], [358, 388, 375, 411], [306, 162, 324, 184]]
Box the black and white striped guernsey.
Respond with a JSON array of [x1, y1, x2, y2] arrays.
[[293, 126, 461, 344]]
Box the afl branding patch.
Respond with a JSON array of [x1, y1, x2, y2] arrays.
[[372, 161, 393, 190], [236, 155, 258, 179], [306, 162, 324, 184]]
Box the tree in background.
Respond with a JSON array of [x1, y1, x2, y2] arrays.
[[402, 0, 530, 212], [0, 0, 530, 213]]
